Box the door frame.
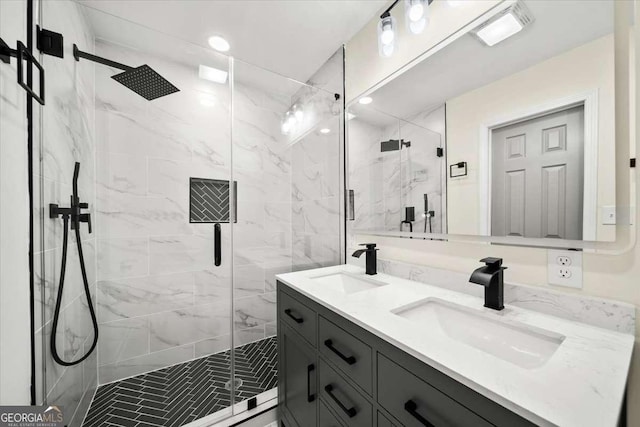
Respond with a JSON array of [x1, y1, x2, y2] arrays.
[[478, 90, 599, 240]]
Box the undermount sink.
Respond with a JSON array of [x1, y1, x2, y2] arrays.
[[311, 272, 388, 294], [393, 298, 565, 369]]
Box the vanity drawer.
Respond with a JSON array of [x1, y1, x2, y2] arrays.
[[319, 360, 372, 427], [318, 315, 373, 394], [377, 354, 492, 427], [319, 399, 345, 427], [279, 289, 316, 346]]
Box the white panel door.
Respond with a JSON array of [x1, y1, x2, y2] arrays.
[[491, 105, 584, 239]]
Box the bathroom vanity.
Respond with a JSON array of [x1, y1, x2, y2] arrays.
[[276, 265, 634, 427]]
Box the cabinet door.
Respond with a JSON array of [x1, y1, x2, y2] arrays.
[[281, 324, 317, 427]]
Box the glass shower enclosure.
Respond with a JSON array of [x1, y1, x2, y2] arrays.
[[33, 2, 344, 426]]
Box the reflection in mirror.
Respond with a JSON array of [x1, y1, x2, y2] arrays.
[[348, 0, 620, 244]]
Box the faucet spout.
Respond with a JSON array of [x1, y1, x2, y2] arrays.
[[352, 243, 378, 275], [469, 257, 506, 310]]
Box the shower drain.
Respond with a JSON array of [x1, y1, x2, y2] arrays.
[[224, 377, 243, 391]]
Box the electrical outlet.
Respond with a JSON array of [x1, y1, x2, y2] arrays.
[[548, 249, 582, 288]]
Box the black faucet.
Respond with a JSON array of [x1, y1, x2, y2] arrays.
[[352, 243, 378, 275], [469, 257, 506, 311]]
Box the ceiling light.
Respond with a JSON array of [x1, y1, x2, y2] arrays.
[[473, 2, 533, 47], [199, 65, 228, 84], [446, 0, 466, 7], [405, 0, 429, 35], [320, 128, 331, 134], [377, 14, 396, 58], [208, 36, 230, 52], [358, 96, 373, 105]]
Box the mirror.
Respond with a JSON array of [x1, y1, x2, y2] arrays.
[[347, 0, 634, 248]]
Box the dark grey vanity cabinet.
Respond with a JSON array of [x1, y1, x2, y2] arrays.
[[278, 281, 538, 427]]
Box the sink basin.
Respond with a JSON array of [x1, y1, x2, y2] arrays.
[[393, 298, 565, 369], [311, 272, 388, 294]]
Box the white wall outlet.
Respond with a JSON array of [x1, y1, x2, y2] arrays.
[[548, 249, 582, 288]]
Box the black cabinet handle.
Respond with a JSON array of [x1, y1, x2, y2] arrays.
[[404, 400, 434, 427], [284, 308, 303, 324], [214, 223, 221, 266], [324, 339, 356, 365], [307, 364, 315, 403], [324, 384, 357, 418]]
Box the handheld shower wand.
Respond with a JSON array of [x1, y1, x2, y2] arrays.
[[423, 193, 435, 233], [49, 162, 98, 366]]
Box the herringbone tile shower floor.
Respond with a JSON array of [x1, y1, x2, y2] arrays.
[[82, 336, 277, 427]]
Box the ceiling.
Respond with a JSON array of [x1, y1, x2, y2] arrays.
[[76, 0, 387, 83], [363, 0, 613, 123]]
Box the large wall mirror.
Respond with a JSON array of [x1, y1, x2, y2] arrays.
[[347, 0, 636, 250]]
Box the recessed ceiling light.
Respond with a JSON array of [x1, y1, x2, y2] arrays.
[[199, 65, 228, 84], [320, 128, 331, 134], [208, 36, 230, 52], [358, 96, 373, 105]]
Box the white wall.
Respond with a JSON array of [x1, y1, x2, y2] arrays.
[[0, 0, 30, 406], [446, 34, 615, 239]]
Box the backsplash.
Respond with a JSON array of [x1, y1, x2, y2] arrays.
[[349, 256, 635, 335]]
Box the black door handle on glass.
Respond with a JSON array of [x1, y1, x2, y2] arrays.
[[324, 384, 357, 418], [404, 400, 434, 427], [284, 309, 303, 324], [307, 364, 315, 402], [214, 223, 221, 266], [324, 339, 356, 365]]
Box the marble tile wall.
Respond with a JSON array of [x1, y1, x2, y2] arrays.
[[34, 1, 98, 425], [0, 0, 31, 407], [93, 43, 342, 385], [94, 40, 236, 384]]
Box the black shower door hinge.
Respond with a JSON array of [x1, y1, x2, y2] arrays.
[[631, 158, 636, 168], [37, 26, 64, 58], [436, 147, 444, 157]]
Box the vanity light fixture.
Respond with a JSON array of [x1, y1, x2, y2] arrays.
[[378, 13, 397, 57], [377, 0, 434, 57], [199, 64, 228, 84], [473, 1, 533, 47], [208, 35, 230, 52], [405, 0, 430, 35], [358, 96, 373, 105]]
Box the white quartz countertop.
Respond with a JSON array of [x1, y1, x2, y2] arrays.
[[276, 264, 634, 427]]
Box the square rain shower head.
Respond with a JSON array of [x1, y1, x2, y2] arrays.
[[111, 65, 180, 101]]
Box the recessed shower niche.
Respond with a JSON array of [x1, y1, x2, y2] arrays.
[[189, 177, 237, 223]]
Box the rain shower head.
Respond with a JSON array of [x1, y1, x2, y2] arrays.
[[111, 65, 179, 101], [73, 44, 179, 101], [381, 139, 411, 152]]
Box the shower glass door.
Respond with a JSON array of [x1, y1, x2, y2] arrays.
[[229, 58, 343, 412], [37, 3, 236, 425]]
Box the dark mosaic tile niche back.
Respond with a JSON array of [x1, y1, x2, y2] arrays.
[[189, 178, 237, 223], [83, 337, 277, 427]]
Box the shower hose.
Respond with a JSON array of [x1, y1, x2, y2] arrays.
[[50, 166, 99, 366]]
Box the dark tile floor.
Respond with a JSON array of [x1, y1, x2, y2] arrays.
[[82, 336, 277, 427]]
